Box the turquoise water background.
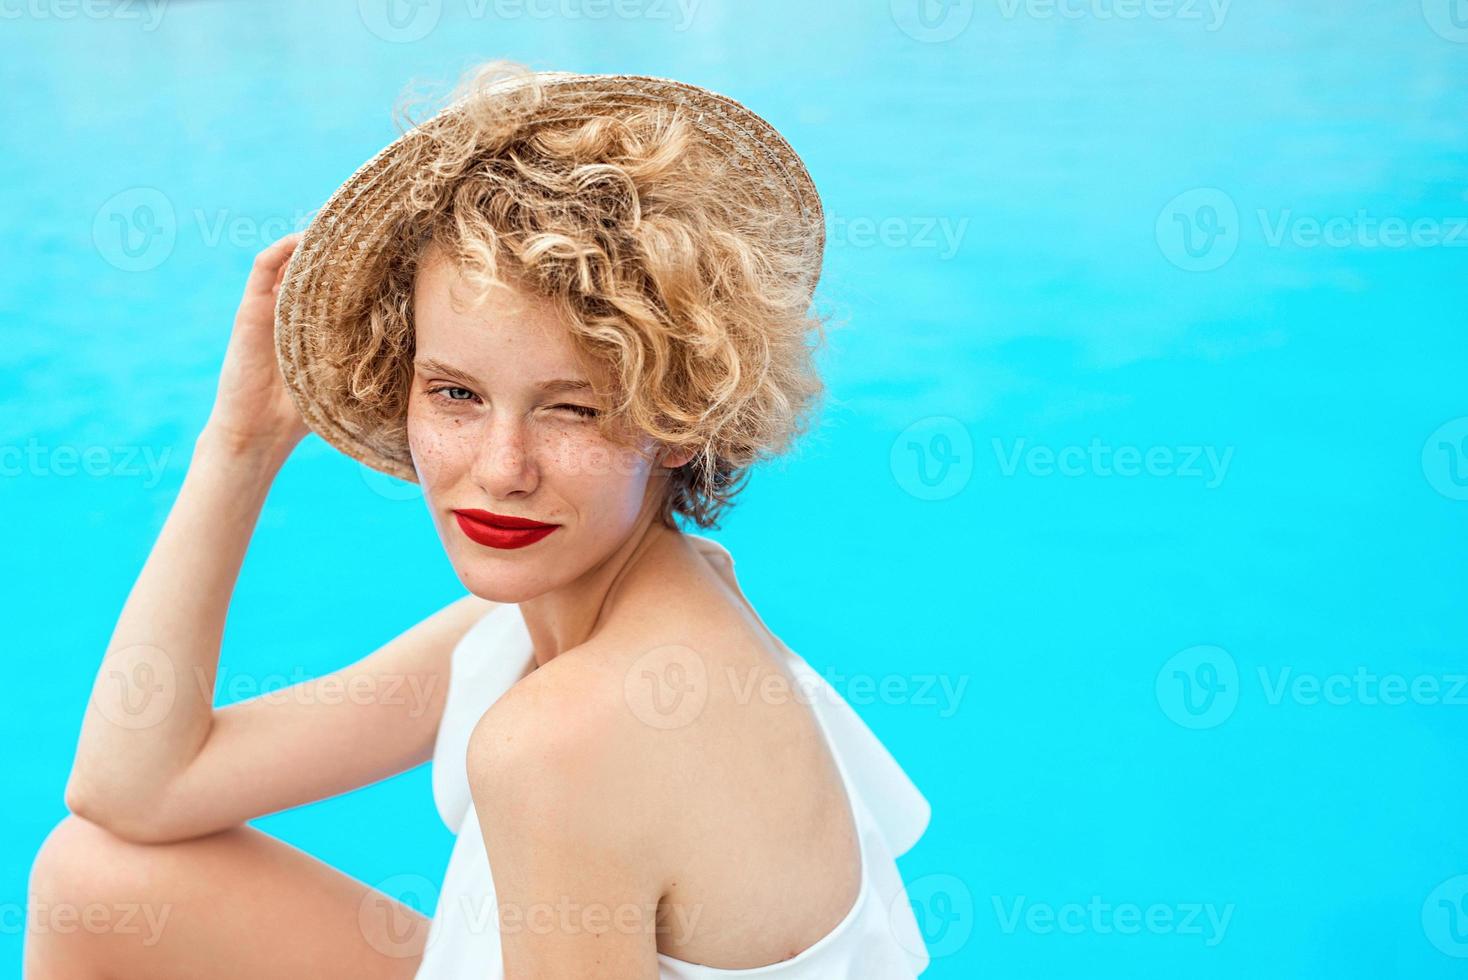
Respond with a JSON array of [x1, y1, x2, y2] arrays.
[[3, 1, 1467, 976]]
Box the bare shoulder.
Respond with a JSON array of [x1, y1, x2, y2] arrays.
[[463, 640, 680, 893], [465, 641, 658, 778]]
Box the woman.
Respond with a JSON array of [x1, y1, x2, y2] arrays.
[[28, 62, 931, 979]]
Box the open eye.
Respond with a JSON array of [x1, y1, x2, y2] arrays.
[[427, 385, 479, 404]]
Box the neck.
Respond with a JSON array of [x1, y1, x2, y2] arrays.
[[517, 502, 675, 669]]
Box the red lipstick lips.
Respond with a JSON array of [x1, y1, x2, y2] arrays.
[[452, 509, 559, 550]]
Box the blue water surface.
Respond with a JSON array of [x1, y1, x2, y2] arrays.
[[2, 1, 1466, 977]]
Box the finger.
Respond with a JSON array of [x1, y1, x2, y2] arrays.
[[271, 247, 294, 293], [244, 233, 304, 297]]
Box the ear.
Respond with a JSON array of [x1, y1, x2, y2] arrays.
[[657, 445, 695, 469]]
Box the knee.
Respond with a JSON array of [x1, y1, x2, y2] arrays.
[[25, 814, 153, 970], [29, 813, 154, 910]]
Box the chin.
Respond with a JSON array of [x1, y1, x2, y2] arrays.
[[449, 554, 558, 604], [457, 570, 552, 604]]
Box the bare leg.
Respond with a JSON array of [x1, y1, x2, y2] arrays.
[[24, 815, 431, 980]]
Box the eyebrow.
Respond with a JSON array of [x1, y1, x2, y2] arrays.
[[414, 357, 594, 394]]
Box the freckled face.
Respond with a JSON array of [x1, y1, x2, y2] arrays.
[[406, 246, 676, 601]]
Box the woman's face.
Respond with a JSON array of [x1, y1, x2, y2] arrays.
[[407, 245, 687, 602]]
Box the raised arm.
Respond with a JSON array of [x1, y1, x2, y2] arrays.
[[65, 234, 308, 828], [63, 234, 492, 844]]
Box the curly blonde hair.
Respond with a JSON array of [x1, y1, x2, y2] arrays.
[[325, 60, 827, 529]]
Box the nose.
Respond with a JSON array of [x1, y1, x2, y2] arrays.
[[471, 411, 540, 499]]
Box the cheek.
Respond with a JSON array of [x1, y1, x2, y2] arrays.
[[542, 428, 654, 510], [406, 401, 476, 486]]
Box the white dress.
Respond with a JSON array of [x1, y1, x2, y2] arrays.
[[412, 534, 933, 978]]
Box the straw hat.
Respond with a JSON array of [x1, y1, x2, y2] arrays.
[[273, 69, 826, 484]]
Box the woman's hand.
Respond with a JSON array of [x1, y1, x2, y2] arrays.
[[202, 232, 311, 458]]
